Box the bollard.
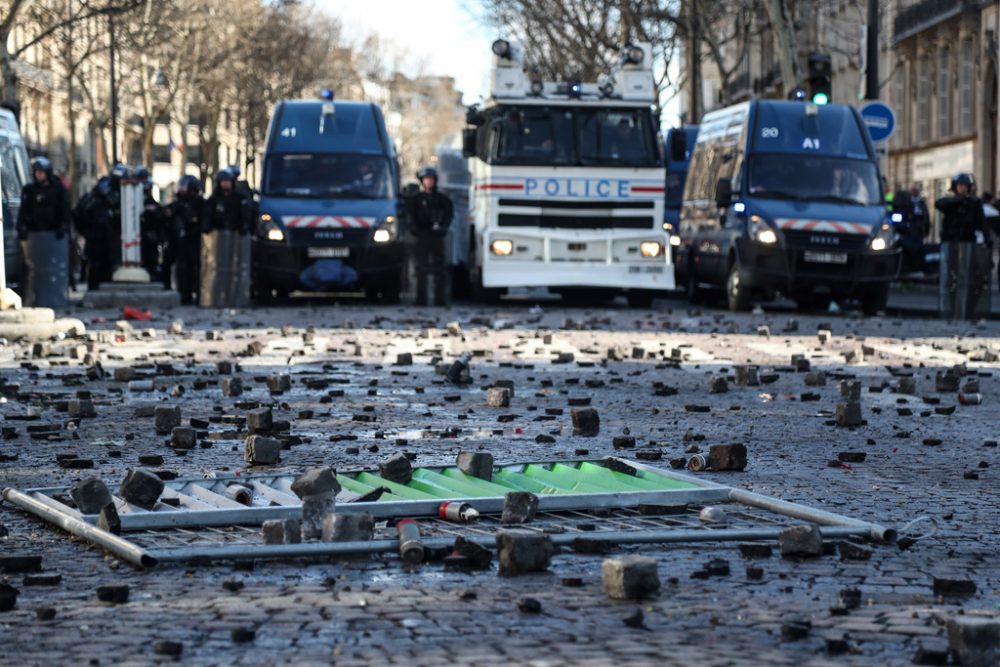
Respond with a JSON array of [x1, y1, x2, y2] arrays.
[[397, 519, 424, 564], [439, 501, 479, 522]]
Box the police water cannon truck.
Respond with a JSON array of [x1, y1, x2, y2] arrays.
[[461, 40, 672, 307], [252, 90, 405, 303]]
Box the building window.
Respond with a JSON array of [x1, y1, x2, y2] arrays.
[[959, 39, 975, 132], [893, 61, 906, 146], [917, 54, 931, 141], [152, 145, 171, 164], [937, 48, 952, 138]]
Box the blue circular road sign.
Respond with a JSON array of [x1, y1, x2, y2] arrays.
[[860, 102, 896, 143]]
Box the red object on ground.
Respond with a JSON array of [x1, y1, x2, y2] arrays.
[[122, 306, 153, 321]]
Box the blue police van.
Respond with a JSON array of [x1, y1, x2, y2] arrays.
[[677, 100, 899, 313], [253, 96, 405, 302], [663, 125, 698, 233]]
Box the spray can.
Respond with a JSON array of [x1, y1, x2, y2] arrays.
[[687, 454, 709, 472], [397, 518, 424, 564], [959, 393, 983, 405], [439, 500, 479, 522]]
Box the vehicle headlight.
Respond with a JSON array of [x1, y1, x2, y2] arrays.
[[750, 215, 778, 245], [870, 223, 893, 252], [259, 214, 284, 242], [640, 241, 662, 257], [490, 239, 514, 256], [669, 235, 681, 247], [373, 215, 397, 243]]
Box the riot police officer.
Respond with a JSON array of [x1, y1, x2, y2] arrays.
[[133, 166, 166, 283], [407, 166, 453, 306], [936, 174, 989, 244], [165, 175, 204, 305], [204, 168, 252, 232], [936, 173, 992, 318], [200, 168, 253, 306], [16, 157, 70, 305]]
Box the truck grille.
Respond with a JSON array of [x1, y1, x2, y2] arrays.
[[498, 214, 654, 229]]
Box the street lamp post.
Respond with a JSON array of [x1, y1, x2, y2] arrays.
[[109, 13, 119, 165]]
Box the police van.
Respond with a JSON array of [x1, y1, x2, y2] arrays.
[[677, 100, 899, 313], [462, 41, 671, 307], [0, 108, 30, 283], [663, 125, 698, 257], [253, 95, 405, 302]]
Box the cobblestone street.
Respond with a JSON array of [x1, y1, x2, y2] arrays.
[[2, 298, 998, 666]]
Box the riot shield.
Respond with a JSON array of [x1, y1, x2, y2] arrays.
[[22, 231, 69, 308], [199, 230, 250, 307], [969, 243, 992, 318], [939, 241, 991, 319]]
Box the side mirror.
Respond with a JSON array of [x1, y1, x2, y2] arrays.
[[715, 178, 733, 208], [462, 128, 477, 158], [669, 131, 687, 163]]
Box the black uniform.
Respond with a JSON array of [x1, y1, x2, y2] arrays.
[[17, 177, 70, 237], [407, 189, 453, 306], [140, 190, 166, 284], [74, 180, 119, 290], [203, 188, 253, 233], [936, 194, 990, 243], [165, 192, 205, 304]]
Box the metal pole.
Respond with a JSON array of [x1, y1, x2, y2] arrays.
[[865, 0, 879, 99], [728, 488, 897, 543], [149, 525, 872, 565], [2, 487, 158, 568], [109, 13, 119, 166]]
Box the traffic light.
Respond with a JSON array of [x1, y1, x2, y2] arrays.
[[807, 53, 832, 105]]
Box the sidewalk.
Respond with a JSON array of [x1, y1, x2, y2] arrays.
[[887, 280, 1000, 318]]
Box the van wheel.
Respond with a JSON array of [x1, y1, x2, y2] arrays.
[[726, 261, 751, 311], [860, 283, 890, 315]]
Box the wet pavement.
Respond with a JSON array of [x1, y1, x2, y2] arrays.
[[1, 296, 998, 665]]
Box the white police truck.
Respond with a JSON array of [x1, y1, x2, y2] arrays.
[[461, 41, 672, 307]]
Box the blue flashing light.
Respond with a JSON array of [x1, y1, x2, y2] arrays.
[[569, 82, 583, 99], [320, 88, 335, 101]]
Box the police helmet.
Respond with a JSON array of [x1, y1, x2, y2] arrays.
[[952, 173, 975, 191], [178, 174, 202, 195], [228, 164, 241, 179], [30, 156, 53, 175], [133, 166, 152, 189], [215, 168, 235, 186], [416, 166, 438, 182], [96, 176, 112, 198], [109, 163, 128, 186]]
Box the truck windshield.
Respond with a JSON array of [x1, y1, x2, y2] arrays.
[[264, 154, 394, 199], [496, 107, 575, 165], [491, 106, 659, 167], [578, 109, 656, 166], [665, 171, 686, 208], [748, 154, 882, 206]]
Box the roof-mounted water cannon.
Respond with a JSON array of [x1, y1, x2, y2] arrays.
[[596, 43, 654, 101], [490, 39, 530, 98]]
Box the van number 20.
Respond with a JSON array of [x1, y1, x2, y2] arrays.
[[761, 127, 779, 138]]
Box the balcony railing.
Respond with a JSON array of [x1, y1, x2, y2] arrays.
[[894, 0, 994, 44]]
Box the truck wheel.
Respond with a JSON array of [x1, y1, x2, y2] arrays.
[[471, 268, 502, 303], [367, 275, 402, 304], [726, 261, 751, 311], [860, 283, 890, 316]]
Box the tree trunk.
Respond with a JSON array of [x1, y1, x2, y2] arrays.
[[687, 0, 703, 123], [763, 0, 798, 97], [0, 41, 19, 114], [66, 75, 79, 200]]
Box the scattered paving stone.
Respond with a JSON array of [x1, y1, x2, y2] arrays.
[[0, 555, 42, 573], [708, 443, 747, 471], [709, 376, 729, 394], [837, 451, 867, 463], [244, 435, 282, 465], [379, 452, 413, 484], [118, 468, 165, 509], [602, 555, 660, 600], [486, 387, 511, 408], [291, 468, 341, 497], [69, 477, 113, 514], [35, 606, 56, 621], [231, 627, 256, 643], [933, 576, 977, 596], [501, 491, 539, 524], [745, 566, 764, 580], [67, 398, 96, 418], [911, 644, 950, 666], [778, 524, 823, 558], [96, 584, 129, 604], [301, 493, 335, 540], [571, 408, 600, 436], [153, 640, 183, 657], [0, 582, 17, 612], [247, 407, 273, 434], [622, 607, 645, 628], [517, 596, 542, 613], [738, 543, 773, 559], [262, 518, 302, 545], [23, 574, 62, 586], [496, 530, 553, 576], [322, 513, 374, 542], [98, 502, 122, 534], [153, 406, 181, 434], [170, 427, 196, 450], [835, 402, 864, 427], [804, 371, 827, 386], [222, 378, 243, 397], [947, 617, 999, 667], [780, 617, 812, 641], [837, 541, 873, 561], [267, 374, 292, 394], [456, 451, 493, 480]]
